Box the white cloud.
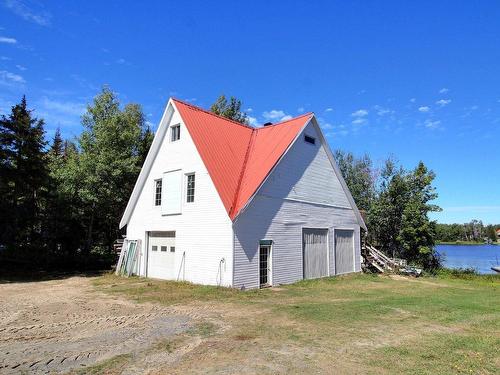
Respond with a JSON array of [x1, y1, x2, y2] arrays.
[[0, 70, 25, 85], [0, 36, 17, 44], [15, 64, 26, 71], [436, 99, 451, 107], [352, 118, 367, 125], [351, 109, 368, 117], [262, 109, 292, 122], [0, 56, 11, 60], [39, 97, 86, 117], [116, 58, 127, 64], [70, 74, 98, 91], [247, 116, 258, 126], [439, 88, 449, 94], [418, 106, 430, 113], [373, 105, 394, 116], [37, 97, 86, 127], [246, 107, 253, 113], [424, 119, 441, 129], [321, 122, 334, 130], [325, 107, 333, 112], [297, 106, 305, 112], [3, 0, 52, 26], [410, 98, 416, 103]]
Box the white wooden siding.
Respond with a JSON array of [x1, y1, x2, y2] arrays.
[[126, 109, 234, 286], [233, 122, 361, 289]]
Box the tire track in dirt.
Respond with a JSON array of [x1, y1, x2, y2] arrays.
[[0, 276, 209, 374]]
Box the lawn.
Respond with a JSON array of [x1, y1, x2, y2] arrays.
[[92, 273, 500, 374]]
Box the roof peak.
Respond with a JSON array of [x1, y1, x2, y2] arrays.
[[171, 97, 254, 130], [171, 97, 314, 130]]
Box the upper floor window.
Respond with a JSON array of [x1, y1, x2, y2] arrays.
[[186, 173, 195, 203], [304, 134, 316, 145], [154, 179, 162, 206], [171, 124, 180, 142]]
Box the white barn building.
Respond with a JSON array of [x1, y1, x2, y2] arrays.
[[120, 98, 366, 289]]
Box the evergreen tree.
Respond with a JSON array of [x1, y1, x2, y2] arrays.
[[210, 94, 248, 124], [0, 96, 49, 253]]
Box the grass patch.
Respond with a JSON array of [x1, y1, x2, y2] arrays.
[[153, 336, 186, 353], [77, 354, 132, 375], [187, 321, 217, 337], [93, 272, 499, 374], [92, 273, 244, 305]]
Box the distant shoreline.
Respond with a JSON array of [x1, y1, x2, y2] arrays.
[[437, 241, 499, 246]]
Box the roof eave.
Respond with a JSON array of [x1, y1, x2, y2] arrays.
[[119, 100, 175, 229]]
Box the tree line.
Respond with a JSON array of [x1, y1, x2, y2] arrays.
[[436, 221, 499, 243], [1, 89, 443, 271], [334, 151, 442, 269], [0, 88, 153, 270]]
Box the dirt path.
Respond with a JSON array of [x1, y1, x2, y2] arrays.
[[0, 276, 193, 374]]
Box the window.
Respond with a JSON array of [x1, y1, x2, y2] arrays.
[[152, 246, 158, 252], [186, 173, 195, 203], [171, 124, 180, 142], [154, 179, 162, 206], [304, 134, 316, 145], [170, 246, 175, 253], [161, 246, 167, 252]]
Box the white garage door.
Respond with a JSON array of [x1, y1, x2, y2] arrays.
[[335, 229, 354, 275], [303, 228, 329, 279], [147, 231, 176, 279]]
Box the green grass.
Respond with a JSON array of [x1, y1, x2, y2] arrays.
[[93, 273, 500, 374], [76, 354, 132, 374]]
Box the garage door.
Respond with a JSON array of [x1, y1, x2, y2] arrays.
[[147, 231, 176, 279], [303, 228, 329, 279], [335, 229, 354, 274]]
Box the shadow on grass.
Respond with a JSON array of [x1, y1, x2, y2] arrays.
[[0, 266, 109, 284]]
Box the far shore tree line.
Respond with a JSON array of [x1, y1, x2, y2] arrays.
[[436, 221, 499, 243], [0, 88, 456, 272]]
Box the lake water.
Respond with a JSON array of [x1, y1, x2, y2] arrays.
[[436, 244, 500, 274]]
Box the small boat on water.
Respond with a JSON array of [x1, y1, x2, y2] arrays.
[[491, 266, 500, 273]]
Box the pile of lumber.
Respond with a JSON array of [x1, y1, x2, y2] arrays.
[[115, 239, 142, 276]]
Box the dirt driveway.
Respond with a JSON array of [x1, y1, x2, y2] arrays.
[[0, 276, 193, 374]]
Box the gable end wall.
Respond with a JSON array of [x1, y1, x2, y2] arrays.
[[233, 122, 361, 289]]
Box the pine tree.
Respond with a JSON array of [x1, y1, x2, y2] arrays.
[[0, 96, 49, 253]]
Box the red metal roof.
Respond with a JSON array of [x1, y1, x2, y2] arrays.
[[173, 99, 312, 219]]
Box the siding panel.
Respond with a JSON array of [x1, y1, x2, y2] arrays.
[[233, 122, 361, 289], [126, 110, 234, 286]]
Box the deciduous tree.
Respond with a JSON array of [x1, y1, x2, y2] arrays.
[[210, 94, 248, 124]]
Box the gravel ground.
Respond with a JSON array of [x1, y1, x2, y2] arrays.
[[0, 276, 192, 374]]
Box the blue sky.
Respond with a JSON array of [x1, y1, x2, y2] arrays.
[[1, 1, 499, 224]]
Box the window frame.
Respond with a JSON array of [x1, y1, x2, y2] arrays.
[[171, 124, 180, 142], [185, 173, 195, 203], [154, 179, 162, 206]]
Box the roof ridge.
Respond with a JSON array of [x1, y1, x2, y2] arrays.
[[171, 97, 254, 130], [229, 128, 257, 217], [256, 112, 314, 129]]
